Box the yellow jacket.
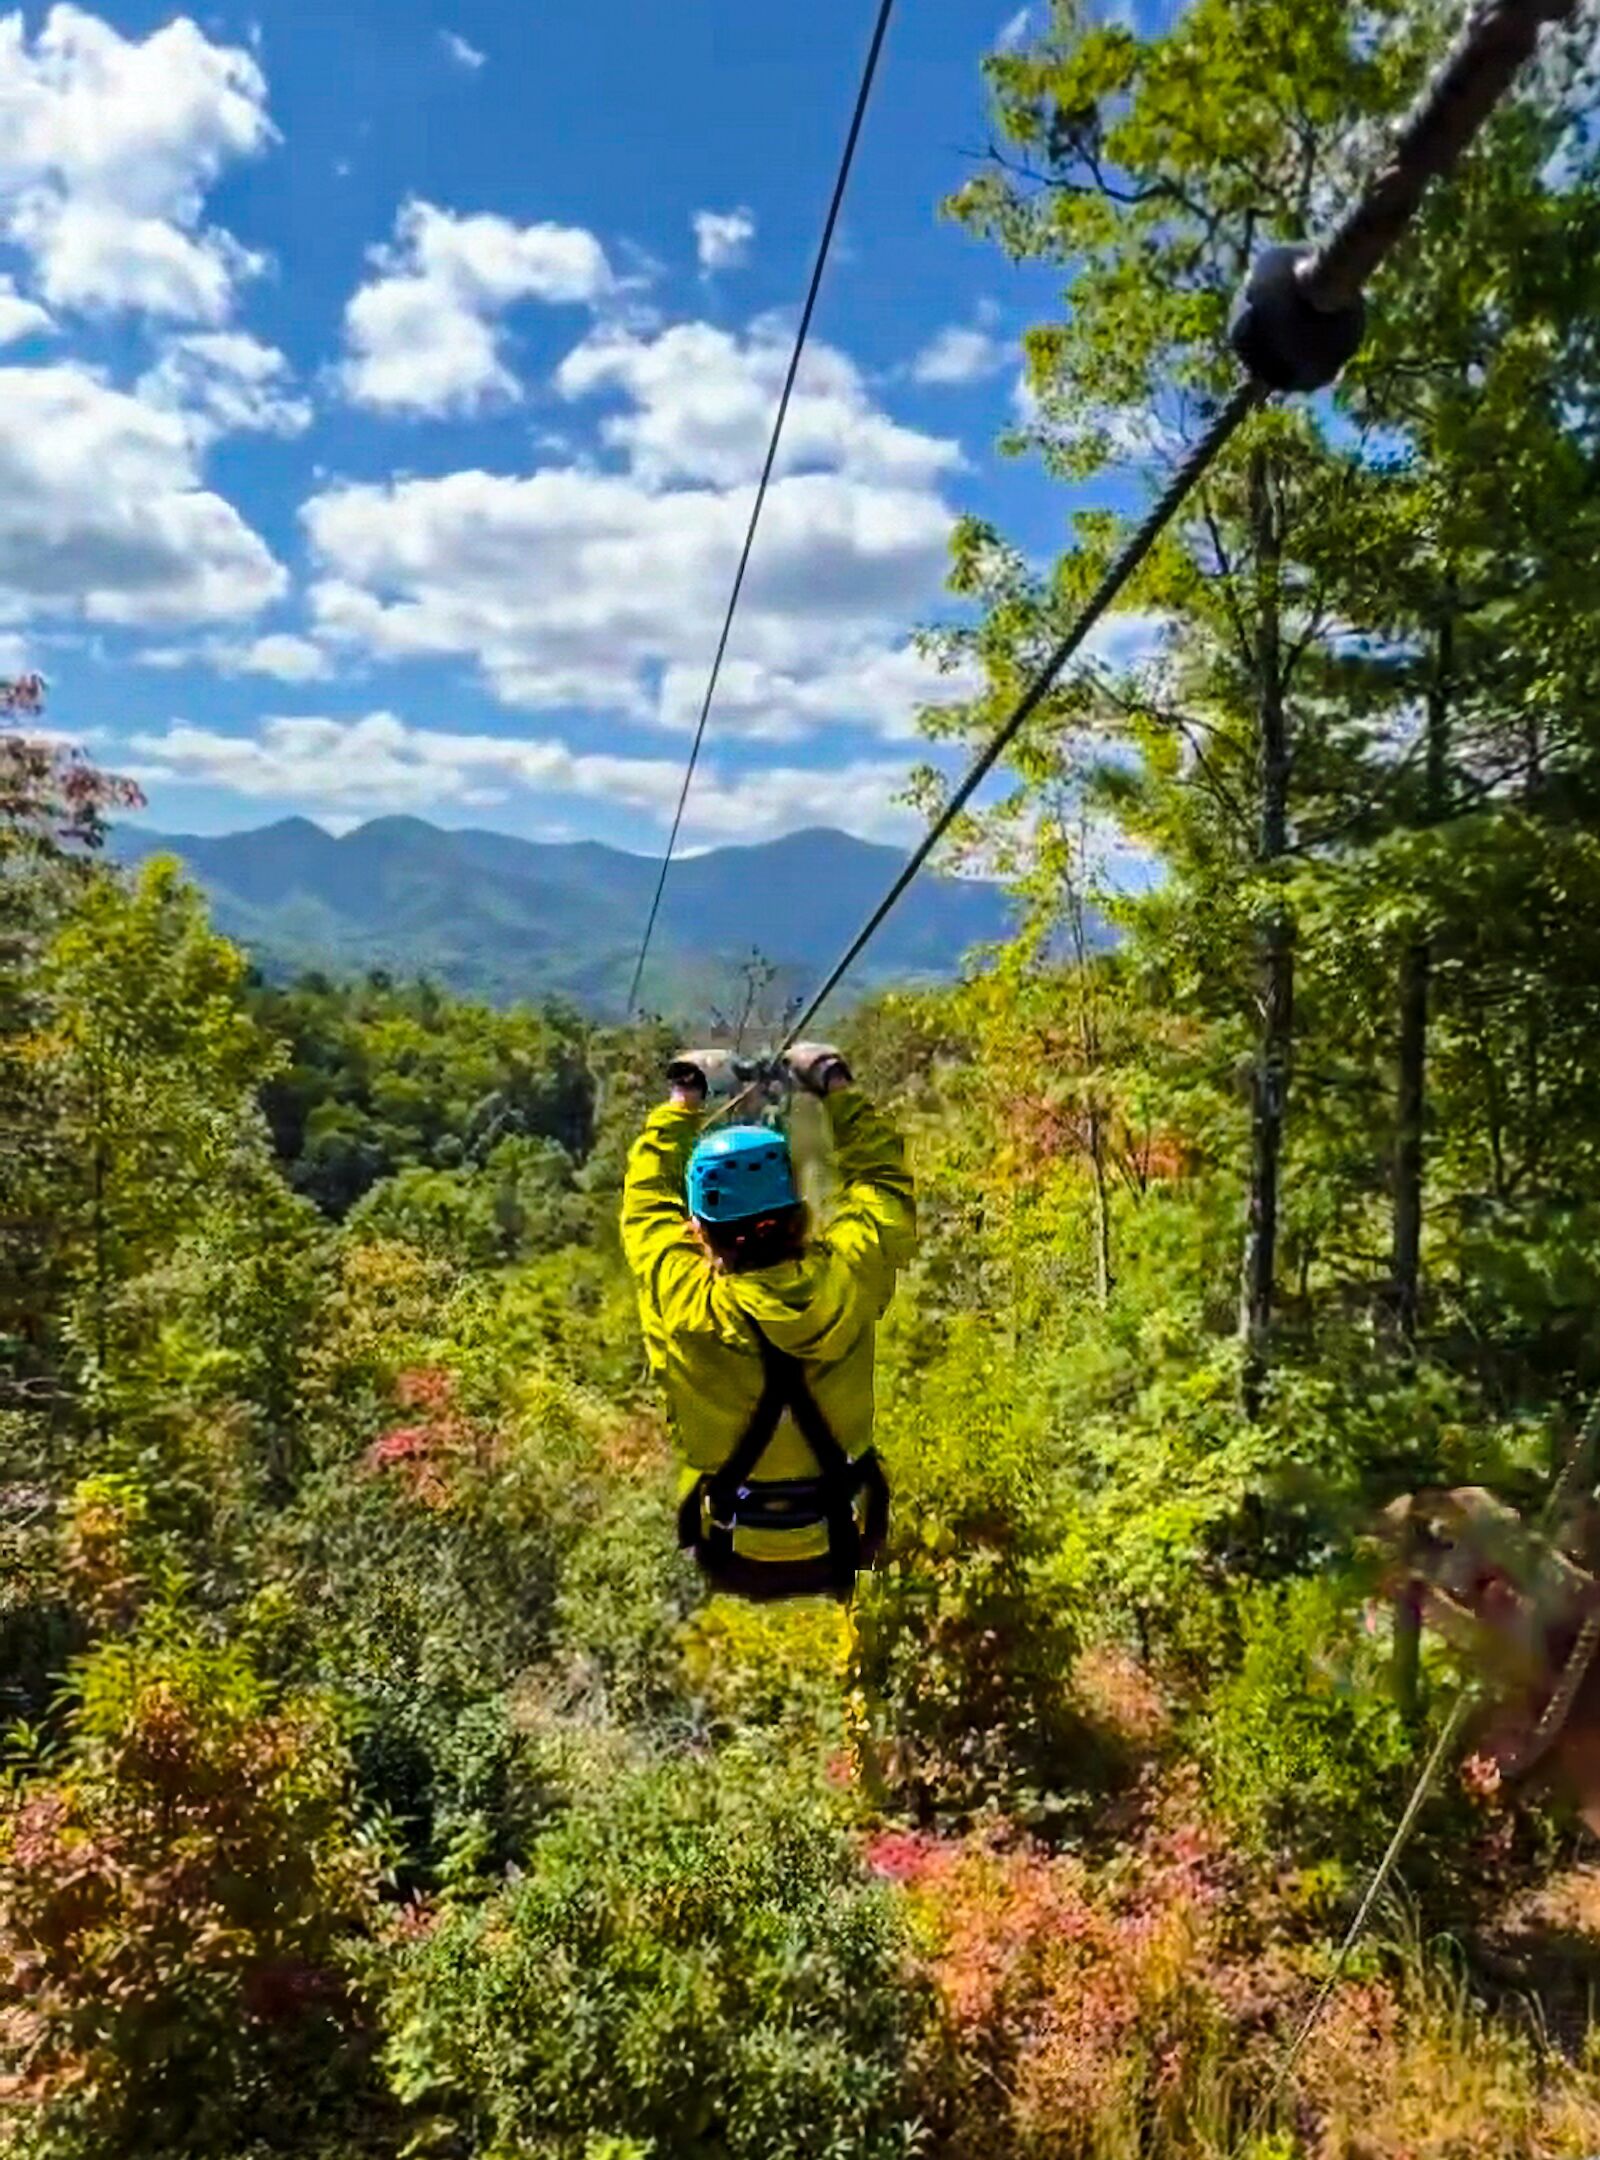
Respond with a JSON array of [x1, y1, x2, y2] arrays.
[[620, 1090, 915, 1557]]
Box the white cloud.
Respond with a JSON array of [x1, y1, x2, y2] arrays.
[[997, 7, 1032, 47], [0, 7, 274, 320], [911, 324, 1008, 386], [306, 465, 954, 718], [440, 29, 486, 70], [341, 198, 613, 416], [0, 273, 51, 344], [125, 710, 924, 843], [0, 360, 284, 625], [556, 318, 960, 488], [225, 632, 332, 682], [138, 332, 311, 444], [1083, 608, 1169, 674], [656, 643, 978, 744], [310, 303, 969, 746], [135, 631, 332, 681], [693, 206, 754, 274]]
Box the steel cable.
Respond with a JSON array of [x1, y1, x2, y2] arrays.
[[625, 0, 898, 1017]]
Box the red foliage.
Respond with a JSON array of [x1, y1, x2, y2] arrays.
[[367, 1425, 432, 1467], [893, 1779, 1294, 2154], [995, 1083, 1194, 1185], [363, 1367, 493, 1508], [387, 1895, 441, 1945], [866, 1829, 958, 1886], [394, 1365, 455, 1413], [0, 674, 45, 715], [0, 1650, 378, 2146], [0, 729, 144, 854]]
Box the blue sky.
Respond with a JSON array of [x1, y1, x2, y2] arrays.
[[0, 0, 1153, 851]]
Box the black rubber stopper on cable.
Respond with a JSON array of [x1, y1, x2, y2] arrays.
[[1229, 244, 1368, 392]]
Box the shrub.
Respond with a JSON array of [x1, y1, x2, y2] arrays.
[[0, 1468, 79, 1734], [886, 1784, 1280, 2160], [553, 1479, 699, 1728], [264, 1362, 689, 1889], [856, 1520, 1129, 1829], [1196, 1575, 1420, 1869], [380, 1748, 930, 2159], [1294, 1951, 1600, 2159], [677, 1593, 854, 1745], [0, 1630, 385, 2157]]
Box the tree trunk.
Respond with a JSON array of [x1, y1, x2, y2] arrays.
[[1392, 1587, 1422, 1724], [1063, 841, 1114, 1306], [1088, 1105, 1113, 1308], [1240, 450, 1292, 1416], [1391, 937, 1430, 1342], [1389, 610, 1453, 1346]]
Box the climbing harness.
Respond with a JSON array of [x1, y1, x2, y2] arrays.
[[677, 1322, 890, 1604]]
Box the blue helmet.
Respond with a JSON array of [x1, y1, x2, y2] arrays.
[[687, 1124, 799, 1224]]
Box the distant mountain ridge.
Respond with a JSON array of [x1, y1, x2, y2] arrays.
[[108, 815, 1020, 1016]]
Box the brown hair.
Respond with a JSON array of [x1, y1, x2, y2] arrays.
[[696, 1203, 809, 1274]]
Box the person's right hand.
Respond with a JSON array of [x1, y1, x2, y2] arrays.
[[665, 1049, 743, 1106], [783, 1042, 853, 1096]]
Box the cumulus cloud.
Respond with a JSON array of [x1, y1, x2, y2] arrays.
[[693, 206, 754, 274], [138, 631, 333, 681], [0, 360, 284, 625], [0, 7, 274, 320], [138, 332, 311, 444], [0, 274, 51, 344], [440, 29, 486, 69], [341, 198, 613, 416], [306, 465, 953, 718], [125, 709, 923, 843], [655, 644, 978, 745], [224, 632, 333, 682], [556, 318, 960, 488], [308, 302, 970, 751], [911, 324, 1008, 386]]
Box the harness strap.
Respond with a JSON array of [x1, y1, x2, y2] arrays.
[[677, 1321, 887, 1593]]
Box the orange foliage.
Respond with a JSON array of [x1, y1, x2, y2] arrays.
[[883, 1778, 1288, 2157]]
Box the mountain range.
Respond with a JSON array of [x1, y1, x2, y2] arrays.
[[108, 815, 1019, 1016]]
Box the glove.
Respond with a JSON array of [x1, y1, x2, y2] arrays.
[[666, 1048, 744, 1104], [783, 1042, 853, 1096]]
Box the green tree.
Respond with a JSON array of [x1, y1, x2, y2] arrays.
[[0, 733, 142, 1410], [924, 0, 1450, 1404], [924, 0, 1600, 1411], [32, 860, 277, 1432]]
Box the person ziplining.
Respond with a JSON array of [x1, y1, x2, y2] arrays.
[[621, 1043, 914, 1603]]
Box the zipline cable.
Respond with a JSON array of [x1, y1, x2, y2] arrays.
[[768, 0, 1576, 1057], [625, 0, 899, 1018], [777, 378, 1264, 1048], [1235, 1687, 1476, 2149]]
